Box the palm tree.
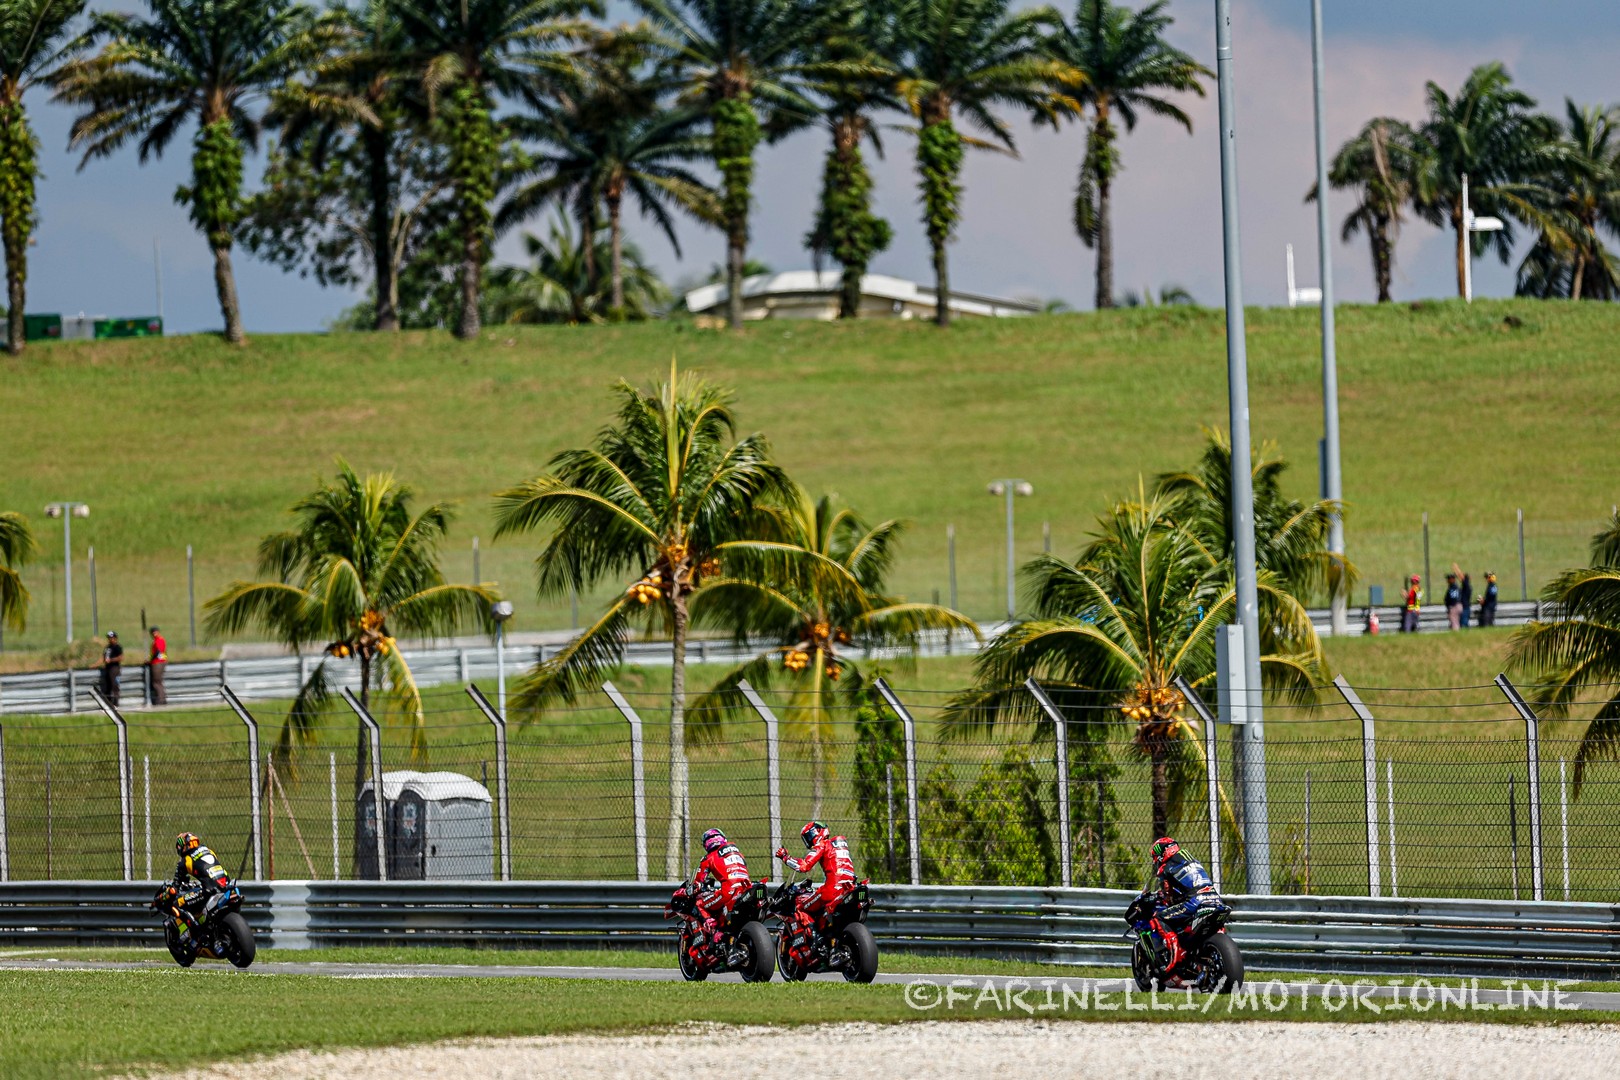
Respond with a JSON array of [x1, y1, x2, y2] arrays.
[[500, 40, 719, 315], [1044, 0, 1204, 311], [951, 489, 1327, 840], [633, 0, 844, 330], [51, 0, 332, 345], [1310, 117, 1418, 304], [691, 492, 978, 814], [893, 0, 1074, 327], [394, 0, 601, 341], [486, 214, 670, 323], [1410, 62, 1563, 299], [0, 0, 86, 356], [492, 362, 795, 877], [0, 511, 37, 633], [1516, 101, 1620, 301], [205, 463, 496, 823], [1509, 512, 1620, 796], [801, 2, 899, 318]]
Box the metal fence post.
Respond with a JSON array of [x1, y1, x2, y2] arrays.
[[464, 685, 512, 881], [0, 722, 8, 882], [1025, 679, 1072, 888], [1174, 675, 1222, 892], [340, 688, 387, 882], [602, 681, 648, 882], [735, 681, 783, 870], [219, 686, 265, 880], [89, 686, 134, 881], [873, 678, 920, 886], [1334, 676, 1380, 898], [1386, 758, 1397, 898], [1496, 674, 1544, 901], [1560, 758, 1570, 901]]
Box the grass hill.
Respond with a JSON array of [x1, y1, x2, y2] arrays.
[[2, 298, 1615, 654]]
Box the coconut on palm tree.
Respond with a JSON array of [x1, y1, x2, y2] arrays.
[[690, 492, 978, 815], [1044, 0, 1205, 311], [0, 0, 86, 356], [634, 0, 845, 329], [500, 37, 719, 316], [1410, 62, 1563, 299], [205, 462, 497, 842], [492, 361, 795, 877], [51, 0, 334, 345], [1516, 101, 1620, 301], [0, 511, 37, 633], [393, 0, 601, 340], [1509, 512, 1620, 795], [892, 0, 1074, 327], [1310, 118, 1418, 304]]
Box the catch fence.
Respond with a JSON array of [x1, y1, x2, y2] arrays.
[[0, 674, 1613, 903]]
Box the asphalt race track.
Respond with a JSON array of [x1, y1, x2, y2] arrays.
[[1, 957, 1615, 1011]]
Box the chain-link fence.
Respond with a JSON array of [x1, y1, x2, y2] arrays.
[[0, 677, 1615, 902]]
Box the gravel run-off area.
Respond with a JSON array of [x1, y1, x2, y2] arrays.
[[156, 1019, 1620, 1080]]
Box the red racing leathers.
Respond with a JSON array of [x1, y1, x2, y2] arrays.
[[779, 833, 857, 916], [693, 842, 752, 934]]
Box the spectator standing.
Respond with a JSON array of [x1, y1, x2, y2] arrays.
[[99, 631, 122, 704], [148, 626, 168, 705], [1402, 574, 1422, 633], [1479, 572, 1500, 626], [1459, 571, 1473, 628], [1444, 571, 1463, 630]]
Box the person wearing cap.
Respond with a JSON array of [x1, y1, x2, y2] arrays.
[[147, 626, 168, 706], [1479, 572, 1499, 627], [99, 632, 123, 704], [1444, 571, 1463, 631], [1402, 575, 1422, 633]]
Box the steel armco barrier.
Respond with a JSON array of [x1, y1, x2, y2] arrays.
[[1, 882, 1615, 980]]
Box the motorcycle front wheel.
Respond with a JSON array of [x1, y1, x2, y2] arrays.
[[677, 929, 708, 981], [840, 923, 878, 983], [736, 922, 775, 983], [776, 930, 808, 982], [165, 922, 197, 968], [1130, 940, 1156, 992], [221, 911, 256, 968], [1200, 933, 1243, 993]]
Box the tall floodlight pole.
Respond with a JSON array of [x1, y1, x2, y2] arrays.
[[1212, 0, 1270, 893], [1310, 0, 1346, 637], [44, 502, 90, 644], [987, 480, 1034, 621]]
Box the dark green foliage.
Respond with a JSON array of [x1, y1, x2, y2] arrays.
[[916, 120, 962, 249], [1066, 718, 1129, 887], [176, 120, 245, 250], [0, 101, 37, 350], [850, 702, 907, 881], [807, 135, 891, 314], [919, 749, 1056, 886], [712, 96, 760, 249]]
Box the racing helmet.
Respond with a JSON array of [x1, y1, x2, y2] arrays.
[[175, 832, 201, 858], [702, 828, 728, 853], [800, 820, 827, 850], [1151, 836, 1180, 873]]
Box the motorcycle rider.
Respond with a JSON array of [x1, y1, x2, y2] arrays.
[[775, 820, 856, 922], [692, 828, 752, 945], [1142, 836, 1222, 973], [169, 833, 235, 937]]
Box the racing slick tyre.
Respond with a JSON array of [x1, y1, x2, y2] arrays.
[[165, 923, 197, 968], [1204, 933, 1243, 994], [841, 923, 879, 984], [222, 911, 256, 968], [737, 922, 775, 983], [776, 930, 808, 982], [1130, 939, 1156, 992], [677, 929, 709, 981]]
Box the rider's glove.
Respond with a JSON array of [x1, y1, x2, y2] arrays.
[[774, 847, 789, 862]]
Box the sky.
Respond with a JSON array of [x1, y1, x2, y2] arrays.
[[21, 0, 1620, 333]]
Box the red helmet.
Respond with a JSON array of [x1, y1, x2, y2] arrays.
[[702, 828, 728, 853], [1152, 837, 1180, 872], [800, 821, 827, 850]]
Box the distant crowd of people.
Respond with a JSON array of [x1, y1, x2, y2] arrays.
[[1372, 565, 1500, 633], [97, 626, 168, 706]]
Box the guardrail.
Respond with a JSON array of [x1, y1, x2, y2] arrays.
[[1, 881, 1613, 980], [0, 602, 1545, 716]]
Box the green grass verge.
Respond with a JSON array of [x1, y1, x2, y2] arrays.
[[0, 967, 1610, 1078], [3, 300, 1616, 653]]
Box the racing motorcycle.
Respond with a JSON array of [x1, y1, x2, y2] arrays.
[[765, 875, 877, 983], [666, 879, 776, 982], [1124, 892, 1242, 993], [151, 882, 256, 969]]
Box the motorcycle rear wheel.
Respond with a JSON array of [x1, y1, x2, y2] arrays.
[[165, 923, 197, 968], [776, 930, 808, 982], [841, 923, 878, 983], [736, 922, 775, 983], [677, 929, 708, 981], [1200, 933, 1243, 993], [221, 912, 256, 968]]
